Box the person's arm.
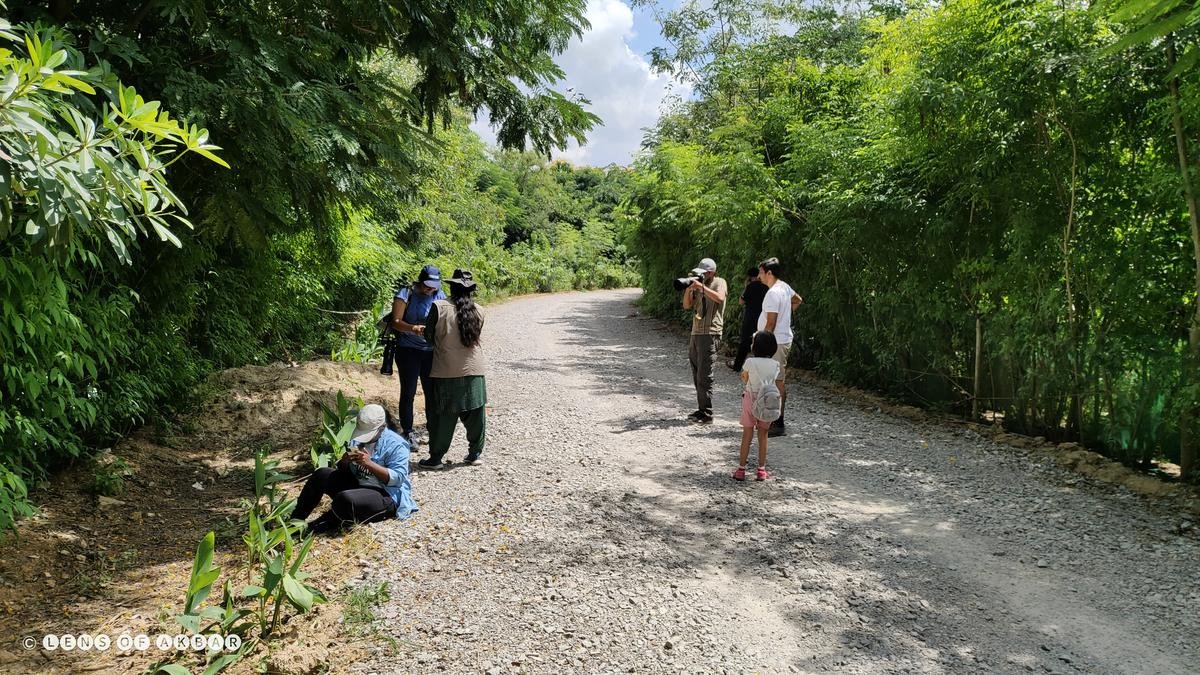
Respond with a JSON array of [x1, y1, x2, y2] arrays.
[[420, 302, 439, 348], [692, 279, 726, 303], [396, 296, 415, 333], [357, 435, 408, 486], [791, 292, 803, 311], [682, 286, 696, 310], [740, 370, 749, 384], [763, 289, 780, 332], [352, 451, 394, 483], [391, 290, 421, 334]]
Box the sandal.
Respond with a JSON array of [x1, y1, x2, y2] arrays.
[[732, 467, 746, 481], [756, 467, 770, 481]]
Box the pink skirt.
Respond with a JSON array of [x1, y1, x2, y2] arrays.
[[740, 390, 770, 430]]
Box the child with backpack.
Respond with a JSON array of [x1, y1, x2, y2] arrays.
[[735, 331, 782, 481]]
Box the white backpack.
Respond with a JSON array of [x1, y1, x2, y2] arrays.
[[750, 377, 781, 423]]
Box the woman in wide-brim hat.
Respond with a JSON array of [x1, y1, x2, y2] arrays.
[[414, 269, 487, 468]]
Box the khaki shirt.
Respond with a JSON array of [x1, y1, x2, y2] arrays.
[[690, 276, 727, 336]]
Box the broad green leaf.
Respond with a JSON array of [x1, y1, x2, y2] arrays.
[[281, 573, 314, 611]]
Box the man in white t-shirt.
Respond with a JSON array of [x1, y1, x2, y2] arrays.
[[756, 257, 803, 437]]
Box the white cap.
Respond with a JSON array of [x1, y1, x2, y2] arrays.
[[352, 403, 387, 443], [697, 258, 716, 272]]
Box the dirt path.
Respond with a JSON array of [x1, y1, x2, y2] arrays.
[[355, 289, 1200, 675]]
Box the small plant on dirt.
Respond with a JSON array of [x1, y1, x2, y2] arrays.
[[88, 452, 133, 497], [310, 391, 361, 469], [244, 445, 297, 569], [167, 532, 253, 675], [253, 444, 292, 510], [166, 464, 325, 673], [342, 580, 390, 635], [73, 549, 137, 597], [242, 516, 326, 637], [331, 317, 384, 364]]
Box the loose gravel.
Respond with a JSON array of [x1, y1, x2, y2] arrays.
[[352, 289, 1200, 674]]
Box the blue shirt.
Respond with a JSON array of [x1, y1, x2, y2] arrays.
[[394, 285, 446, 350], [350, 428, 418, 518]]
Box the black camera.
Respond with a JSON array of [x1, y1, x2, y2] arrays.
[[673, 272, 703, 291], [377, 275, 409, 377]]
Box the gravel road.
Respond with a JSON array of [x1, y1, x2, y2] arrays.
[[355, 289, 1200, 675]]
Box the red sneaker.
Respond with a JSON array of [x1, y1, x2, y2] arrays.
[[732, 467, 746, 481], [756, 467, 770, 481]]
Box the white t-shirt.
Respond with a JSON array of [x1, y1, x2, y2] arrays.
[[742, 357, 780, 392], [757, 280, 796, 345]]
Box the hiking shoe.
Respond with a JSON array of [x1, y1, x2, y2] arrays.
[[767, 424, 785, 438], [756, 467, 770, 481], [686, 410, 706, 422], [304, 512, 339, 535], [732, 467, 746, 481], [463, 454, 483, 466], [417, 458, 446, 470]]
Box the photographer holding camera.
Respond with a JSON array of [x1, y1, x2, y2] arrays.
[[680, 258, 727, 423]]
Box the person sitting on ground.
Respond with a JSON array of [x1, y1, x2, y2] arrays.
[[291, 403, 417, 534], [415, 269, 487, 468], [734, 331, 781, 482], [391, 264, 446, 446]]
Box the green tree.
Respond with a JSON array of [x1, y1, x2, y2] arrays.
[[1103, 0, 1200, 478]]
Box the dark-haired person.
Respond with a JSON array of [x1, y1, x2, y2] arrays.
[[734, 331, 781, 482], [756, 257, 803, 437], [682, 257, 727, 423], [291, 403, 417, 534], [416, 269, 487, 468], [730, 267, 768, 371], [391, 265, 446, 445]]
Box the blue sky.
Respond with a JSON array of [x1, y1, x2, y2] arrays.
[[471, 0, 683, 167]]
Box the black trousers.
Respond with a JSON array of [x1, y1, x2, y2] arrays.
[[732, 319, 756, 371], [394, 346, 434, 434], [291, 466, 395, 526]]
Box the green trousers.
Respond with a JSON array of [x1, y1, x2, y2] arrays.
[[426, 405, 486, 462]]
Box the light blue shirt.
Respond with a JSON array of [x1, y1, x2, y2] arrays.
[[350, 428, 417, 518]]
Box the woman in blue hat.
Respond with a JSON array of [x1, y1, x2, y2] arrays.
[[390, 264, 446, 444]]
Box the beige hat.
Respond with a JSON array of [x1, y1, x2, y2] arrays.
[[352, 404, 387, 443]]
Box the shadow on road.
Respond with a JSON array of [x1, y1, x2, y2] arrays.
[[518, 291, 1081, 672]]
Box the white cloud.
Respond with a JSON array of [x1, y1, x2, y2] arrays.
[[471, 0, 677, 166]]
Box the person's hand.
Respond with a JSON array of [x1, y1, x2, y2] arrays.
[[347, 450, 368, 464], [690, 279, 704, 292], [412, 325, 426, 336]]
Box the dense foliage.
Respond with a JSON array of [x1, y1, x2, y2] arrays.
[[0, 1, 633, 534], [628, 0, 1198, 477]]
